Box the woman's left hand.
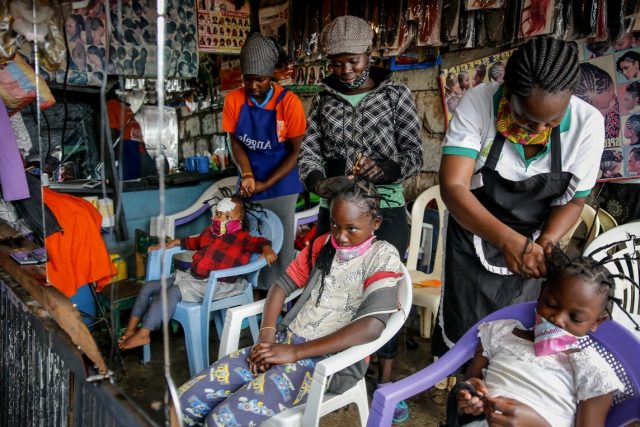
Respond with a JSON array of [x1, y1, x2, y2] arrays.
[[248, 342, 298, 366], [353, 155, 385, 183], [535, 235, 557, 256]]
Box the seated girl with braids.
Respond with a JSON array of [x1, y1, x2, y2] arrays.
[[453, 249, 627, 427], [119, 193, 277, 350], [178, 180, 403, 426]]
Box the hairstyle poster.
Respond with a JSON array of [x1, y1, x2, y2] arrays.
[[291, 63, 326, 91], [578, 37, 640, 181], [439, 49, 513, 126], [197, 0, 250, 54], [108, 0, 198, 79], [259, 2, 289, 54], [19, 1, 108, 86]]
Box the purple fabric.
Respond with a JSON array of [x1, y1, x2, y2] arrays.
[[367, 302, 640, 427], [0, 98, 28, 201]]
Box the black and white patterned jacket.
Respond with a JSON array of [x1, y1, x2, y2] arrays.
[[299, 67, 423, 191]]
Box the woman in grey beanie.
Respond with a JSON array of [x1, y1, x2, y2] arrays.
[[298, 15, 423, 423], [222, 32, 307, 291]]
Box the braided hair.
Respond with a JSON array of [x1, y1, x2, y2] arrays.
[[549, 241, 640, 331], [307, 179, 382, 306], [574, 63, 614, 104], [625, 114, 640, 141], [503, 37, 580, 97], [626, 81, 640, 106], [206, 187, 267, 232], [546, 247, 616, 313]]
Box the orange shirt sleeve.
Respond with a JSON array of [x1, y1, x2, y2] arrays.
[[281, 91, 307, 139], [222, 88, 244, 134]]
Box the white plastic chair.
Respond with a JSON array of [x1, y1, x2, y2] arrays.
[[583, 221, 640, 338], [144, 209, 283, 376], [558, 203, 600, 250], [406, 185, 445, 339], [149, 176, 237, 238], [218, 264, 413, 427]]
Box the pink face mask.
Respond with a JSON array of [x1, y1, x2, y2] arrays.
[[211, 218, 242, 236], [533, 311, 580, 357], [330, 235, 375, 262]]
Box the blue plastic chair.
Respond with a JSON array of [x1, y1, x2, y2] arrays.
[[367, 301, 640, 427], [143, 209, 283, 376]]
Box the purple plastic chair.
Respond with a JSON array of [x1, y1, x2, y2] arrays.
[[367, 301, 640, 427]]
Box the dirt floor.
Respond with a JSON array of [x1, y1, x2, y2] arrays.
[[104, 313, 448, 426]]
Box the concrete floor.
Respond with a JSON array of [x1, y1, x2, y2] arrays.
[[109, 318, 447, 426]]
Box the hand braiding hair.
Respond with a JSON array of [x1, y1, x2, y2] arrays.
[[504, 37, 580, 97]]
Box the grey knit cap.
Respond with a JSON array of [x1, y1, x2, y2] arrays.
[[240, 33, 279, 77], [320, 15, 373, 56]]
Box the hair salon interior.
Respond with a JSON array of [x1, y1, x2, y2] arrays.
[[1, 0, 640, 426]]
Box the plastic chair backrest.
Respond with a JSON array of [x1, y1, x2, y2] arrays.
[[559, 203, 599, 250], [367, 301, 640, 427], [406, 185, 445, 279], [583, 222, 640, 337]]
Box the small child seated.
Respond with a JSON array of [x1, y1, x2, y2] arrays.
[[119, 195, 277, 350], [454, 250, 625, 427]]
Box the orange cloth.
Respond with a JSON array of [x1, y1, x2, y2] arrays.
[[222, 83, 307, 142], [44, 188, 116, 297], [106, 99, 143, 142]]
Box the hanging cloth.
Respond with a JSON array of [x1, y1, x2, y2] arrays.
[[0, 98, 28, 201]]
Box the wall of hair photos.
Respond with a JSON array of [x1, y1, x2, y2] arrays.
[[440, 35, 640, 182]]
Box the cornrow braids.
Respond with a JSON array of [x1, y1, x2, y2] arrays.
[[488, 62, 505, 82], [308, 179, 382, 306], [504, 37, 580, 96], [554, 238, 640, 331], [626, 114, 640, 139], [575, 63, 614, 104]]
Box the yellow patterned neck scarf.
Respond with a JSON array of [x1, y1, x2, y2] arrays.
[[496, 94, 551, 146]]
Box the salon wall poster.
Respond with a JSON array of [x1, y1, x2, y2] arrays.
[[579, 38, 640, 181], [197, 0, 250, 53], [259, 2, 289, 55], [19, 1, 108, 86], [108, 0, 198, 79], [439, 50, 513, 125]]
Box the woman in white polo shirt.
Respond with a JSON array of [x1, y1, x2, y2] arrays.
[[433, 37, 605, 355]]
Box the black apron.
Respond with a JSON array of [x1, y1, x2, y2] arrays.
[[439, 127, 575, 348]]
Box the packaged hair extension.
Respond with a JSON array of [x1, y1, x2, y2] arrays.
[[385, 10, 415, 56], [474, 10, 488, 47], [457, 7, 477, 48], [383, 0, 403, 48], [569, 0, 598, 40], [624, 0, 640, 18], [416, 0, 443, 46], [500, 0, 521, 43], [302, 1, 321, 59], [440, 0, 461, 43], [587, 0, 609, 43], [607, 0, 625, 41], [550, 0, 567, 39], [290, 0, 305, 59], [486, 8, 507, 45], [520, 0, 558, 38]]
